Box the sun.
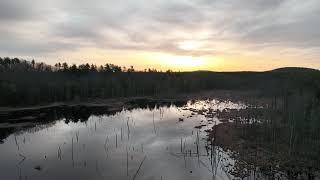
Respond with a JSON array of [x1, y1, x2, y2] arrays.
[[157, 54, 207, 68], [142, 52, 209, 71], [170, 56, 206, 67]]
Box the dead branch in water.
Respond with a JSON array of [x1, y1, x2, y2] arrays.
[[132, 156, 147, 180]]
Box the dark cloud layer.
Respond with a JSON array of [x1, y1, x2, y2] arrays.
[[0, 1, 34, 21], [0, 0, 319, 68]]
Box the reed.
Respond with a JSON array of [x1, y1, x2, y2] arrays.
[[71, 137, 74, 167]]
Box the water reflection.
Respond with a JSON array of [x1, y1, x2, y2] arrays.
[[2, 99, 318, 179], [0, 100, 243, 180]]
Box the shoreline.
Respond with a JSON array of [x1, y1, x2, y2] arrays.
[[0, 90, 266, 113]]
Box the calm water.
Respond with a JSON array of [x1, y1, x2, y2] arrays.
[[0, 100, 247, 180]]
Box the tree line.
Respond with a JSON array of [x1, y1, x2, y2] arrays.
[[0, 57, 163, 73], [0, 57, 320, 106]]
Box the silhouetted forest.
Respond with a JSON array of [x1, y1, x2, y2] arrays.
[[1, 57, 320, 106]]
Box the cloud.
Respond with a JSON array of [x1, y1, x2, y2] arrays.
[[0, 1, 35, 21], [0, 0, 319, 69]]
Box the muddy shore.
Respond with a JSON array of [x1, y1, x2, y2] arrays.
[[207, 122, 320, 179]]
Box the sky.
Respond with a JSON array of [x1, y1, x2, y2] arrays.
[[0, 0, 319, 71]]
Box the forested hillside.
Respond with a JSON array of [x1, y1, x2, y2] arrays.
[[1, 57, 320, 106]]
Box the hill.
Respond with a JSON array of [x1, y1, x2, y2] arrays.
[[0, 57, 320, 106]]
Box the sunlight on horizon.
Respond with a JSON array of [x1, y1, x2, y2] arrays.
[[139, 52, 215, 71], [32, 46, 319, 72], [160, 55, 207, 67]]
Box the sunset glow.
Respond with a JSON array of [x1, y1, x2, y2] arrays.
[[0, 0, 319, 71], [159, 55, 207, 68]]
